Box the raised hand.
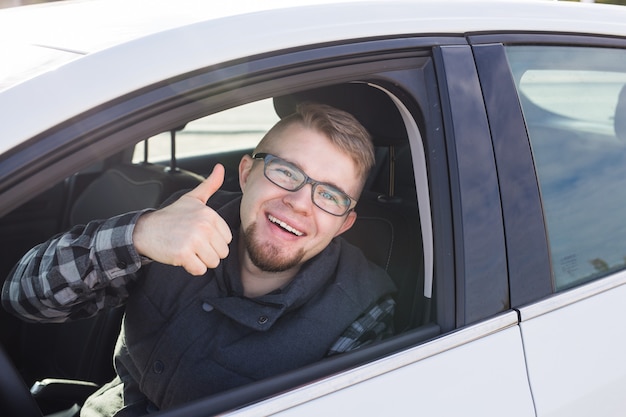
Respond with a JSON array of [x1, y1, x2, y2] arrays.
[[133, 164, 233, 275]]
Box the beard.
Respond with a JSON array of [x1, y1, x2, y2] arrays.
[[242, 221, 306, 272]]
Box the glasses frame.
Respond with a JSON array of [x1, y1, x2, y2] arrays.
[[252, 152, 357, 216]]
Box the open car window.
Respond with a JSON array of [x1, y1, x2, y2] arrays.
[[0, 70, 439, 415]]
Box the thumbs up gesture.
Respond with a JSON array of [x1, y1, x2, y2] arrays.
[[133, 164, 233, 275]]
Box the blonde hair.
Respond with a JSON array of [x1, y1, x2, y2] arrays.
[[255, 102, 374, 194]]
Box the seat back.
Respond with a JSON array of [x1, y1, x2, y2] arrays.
[[342, 189, 423, 332], [69, 163, 204, 225], [19, 162, 204, 391]]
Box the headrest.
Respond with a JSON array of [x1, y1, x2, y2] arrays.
[[273, 83, 408, 147], [616, 84, 626, 141]]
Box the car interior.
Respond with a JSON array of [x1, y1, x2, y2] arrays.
[[0, 82, 434, 416]]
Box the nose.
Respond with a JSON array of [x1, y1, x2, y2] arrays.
[[282, 184, 313, 214]]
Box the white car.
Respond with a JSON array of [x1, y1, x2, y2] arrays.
[[1, 0, 626, 416]]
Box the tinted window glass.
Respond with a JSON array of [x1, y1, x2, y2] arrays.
[[506, 46, 626, 291]]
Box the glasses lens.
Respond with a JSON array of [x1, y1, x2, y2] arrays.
[[260, 154, 353, 216], [313, 184, 351, 215], [265, 157, 305, 190]]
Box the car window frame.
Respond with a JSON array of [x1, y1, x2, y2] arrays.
[[470, 33, 626, 308], [433, 43, 510, 326]]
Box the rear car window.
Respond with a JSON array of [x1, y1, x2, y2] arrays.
[[133, 98, 279, 163], [506, 45, 626, 291]]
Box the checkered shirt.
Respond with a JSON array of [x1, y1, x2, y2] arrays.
[[2, 210, 395, 354]]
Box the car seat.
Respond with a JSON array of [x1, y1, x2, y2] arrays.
[[20, 151, 204, 414], [68, 162, 204, 225]]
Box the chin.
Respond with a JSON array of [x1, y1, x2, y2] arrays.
[[243, 222, 305, 272]]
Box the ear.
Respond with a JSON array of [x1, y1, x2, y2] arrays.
[[239, 154, 254, 191], [334, 211, 357, 237]]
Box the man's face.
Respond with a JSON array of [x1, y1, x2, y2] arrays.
[[238, 123, 360, 273]]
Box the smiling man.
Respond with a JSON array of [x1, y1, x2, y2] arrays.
[[2, 103, 396, 416]]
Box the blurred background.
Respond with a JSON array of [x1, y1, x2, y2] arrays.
[[1, 0, 625, 8], [1, 0, 62, 7]]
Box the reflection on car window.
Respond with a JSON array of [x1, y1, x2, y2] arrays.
[[132, 98, 279, 163], [506, 46, 626, 291]]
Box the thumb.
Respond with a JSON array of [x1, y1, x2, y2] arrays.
[[186, 163, 225, 203]]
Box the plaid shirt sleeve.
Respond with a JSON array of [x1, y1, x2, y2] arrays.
[[1, 210, 152, 323], [326, 294, 396, 356]]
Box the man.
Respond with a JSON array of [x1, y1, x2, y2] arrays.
[[2, 102, 396, 416]]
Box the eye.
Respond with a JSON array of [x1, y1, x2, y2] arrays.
[[319, 190, 339, 204], [316, 186, 346, 207], [267, 161, 303, 186], [276, 167, 296, 179]]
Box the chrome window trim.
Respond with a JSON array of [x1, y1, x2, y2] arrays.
[[519, 269, 626, 321], [227, 311, 519, 416]]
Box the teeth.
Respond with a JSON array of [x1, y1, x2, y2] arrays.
[[268, 215, 303, 236]]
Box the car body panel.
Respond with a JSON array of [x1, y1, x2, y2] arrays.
[[471, 41, 554, 307], [229, 312, 535, 417], [519, 271, 626, 417], [3, 0, 626, 155]]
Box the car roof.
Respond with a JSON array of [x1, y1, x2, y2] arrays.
[[1, 0, 626, 155]]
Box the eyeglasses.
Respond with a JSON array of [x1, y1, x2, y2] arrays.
[[252, 153, 357, 216]]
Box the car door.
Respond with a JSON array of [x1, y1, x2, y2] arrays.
[[476, 35, 626, 417]]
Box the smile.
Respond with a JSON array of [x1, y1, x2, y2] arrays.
[[268, 214, 304, 236]]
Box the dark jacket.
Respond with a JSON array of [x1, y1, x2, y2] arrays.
[[83, 193, 395, 416]]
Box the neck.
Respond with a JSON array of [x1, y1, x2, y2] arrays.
[[238, 239, 300, 298]]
